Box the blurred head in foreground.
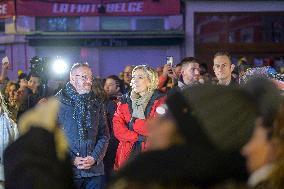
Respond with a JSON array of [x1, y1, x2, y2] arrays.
[[109, 81, 281, 189], [4, 98, 75, 189], [241, 78, 282, 188]]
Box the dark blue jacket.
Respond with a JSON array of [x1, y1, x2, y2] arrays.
[[56, 89, 109, 178]]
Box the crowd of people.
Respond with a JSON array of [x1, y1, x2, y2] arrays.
[[1, 50, 284, 189]]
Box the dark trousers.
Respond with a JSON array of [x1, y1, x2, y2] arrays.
[[74, 176, 104, 189]]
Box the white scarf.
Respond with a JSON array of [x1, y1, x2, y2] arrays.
[[130, 91, 154, 119], [248, 163, 274, 187]]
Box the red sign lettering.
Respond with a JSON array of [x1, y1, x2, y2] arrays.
[[17, 0, 180, 16], [0, 4, 7, 15]]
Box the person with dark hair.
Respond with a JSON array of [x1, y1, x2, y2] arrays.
[[17, 73, 28, 89], [17, 72, 45, 120], [167, 57, 200, 95], [27, 72, 44, 96], [175, 57, 200, 90], [102, 75, 123, 181], [198, 63, 212, 84], [122, 65, 134, 94], [241, 78, 282, 189], [266, 98, 284, 189], [113, 65, 166, 170], [16, 73, 32, 116], [17, 73, 31, 98], [109, 83, 264, 189], [104, 75, 124, 101], [92, 78, 107, 101], [56, 63, 109, 189], [174, 62, 182, 78], [213, 51, 237, 86], [91, 77, 118, 182]]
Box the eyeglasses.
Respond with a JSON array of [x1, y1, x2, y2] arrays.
[[75, 75, 93, 81]]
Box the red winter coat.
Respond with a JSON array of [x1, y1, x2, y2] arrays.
[[113, 90, 166, 170]]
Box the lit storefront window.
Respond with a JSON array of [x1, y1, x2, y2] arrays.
[[136, 18, 164, 31], [195, 14, 284, 43], [101, 17, 131, 30], [36, 17, 80, 32]]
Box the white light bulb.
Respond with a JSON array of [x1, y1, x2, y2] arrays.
[[52, 59, 67, 75]]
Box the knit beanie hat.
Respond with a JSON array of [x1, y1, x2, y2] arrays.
[[166, 84, 257, 152]]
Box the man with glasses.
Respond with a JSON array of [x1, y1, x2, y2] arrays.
[[122, 65, 133, 93], [213, 51, 237, 86], [56, 63, 109, 189]]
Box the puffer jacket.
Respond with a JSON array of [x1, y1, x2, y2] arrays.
[[113, 90, 166, 170]]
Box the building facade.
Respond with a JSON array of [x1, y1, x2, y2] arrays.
[[0, 0, 184, 80], [184, 0, 284, 72]]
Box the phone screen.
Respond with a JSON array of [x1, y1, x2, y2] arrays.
[[2, 56, 9, 64], [166, 56, 173, 67]]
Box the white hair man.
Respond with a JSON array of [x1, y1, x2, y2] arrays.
[[56, 63, 109, 189]]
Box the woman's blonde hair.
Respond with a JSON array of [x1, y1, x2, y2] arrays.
[[4, 81, 14, 96], [132, 65, 159, 92], [0, 91, 10, 115]]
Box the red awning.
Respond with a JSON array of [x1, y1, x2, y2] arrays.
[[6, 0, 180, 17]]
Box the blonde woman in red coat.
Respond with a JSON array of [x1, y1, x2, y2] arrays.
[[113, 65, 166, 170]]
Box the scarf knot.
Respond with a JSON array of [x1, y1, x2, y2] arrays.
[[65, 82, 92, 140], [130, 91, 154, 119]]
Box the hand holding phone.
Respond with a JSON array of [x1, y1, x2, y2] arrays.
[[2, 56, 9, 64], [2, 56, 9, 69], [166, 56, 173, 67]]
